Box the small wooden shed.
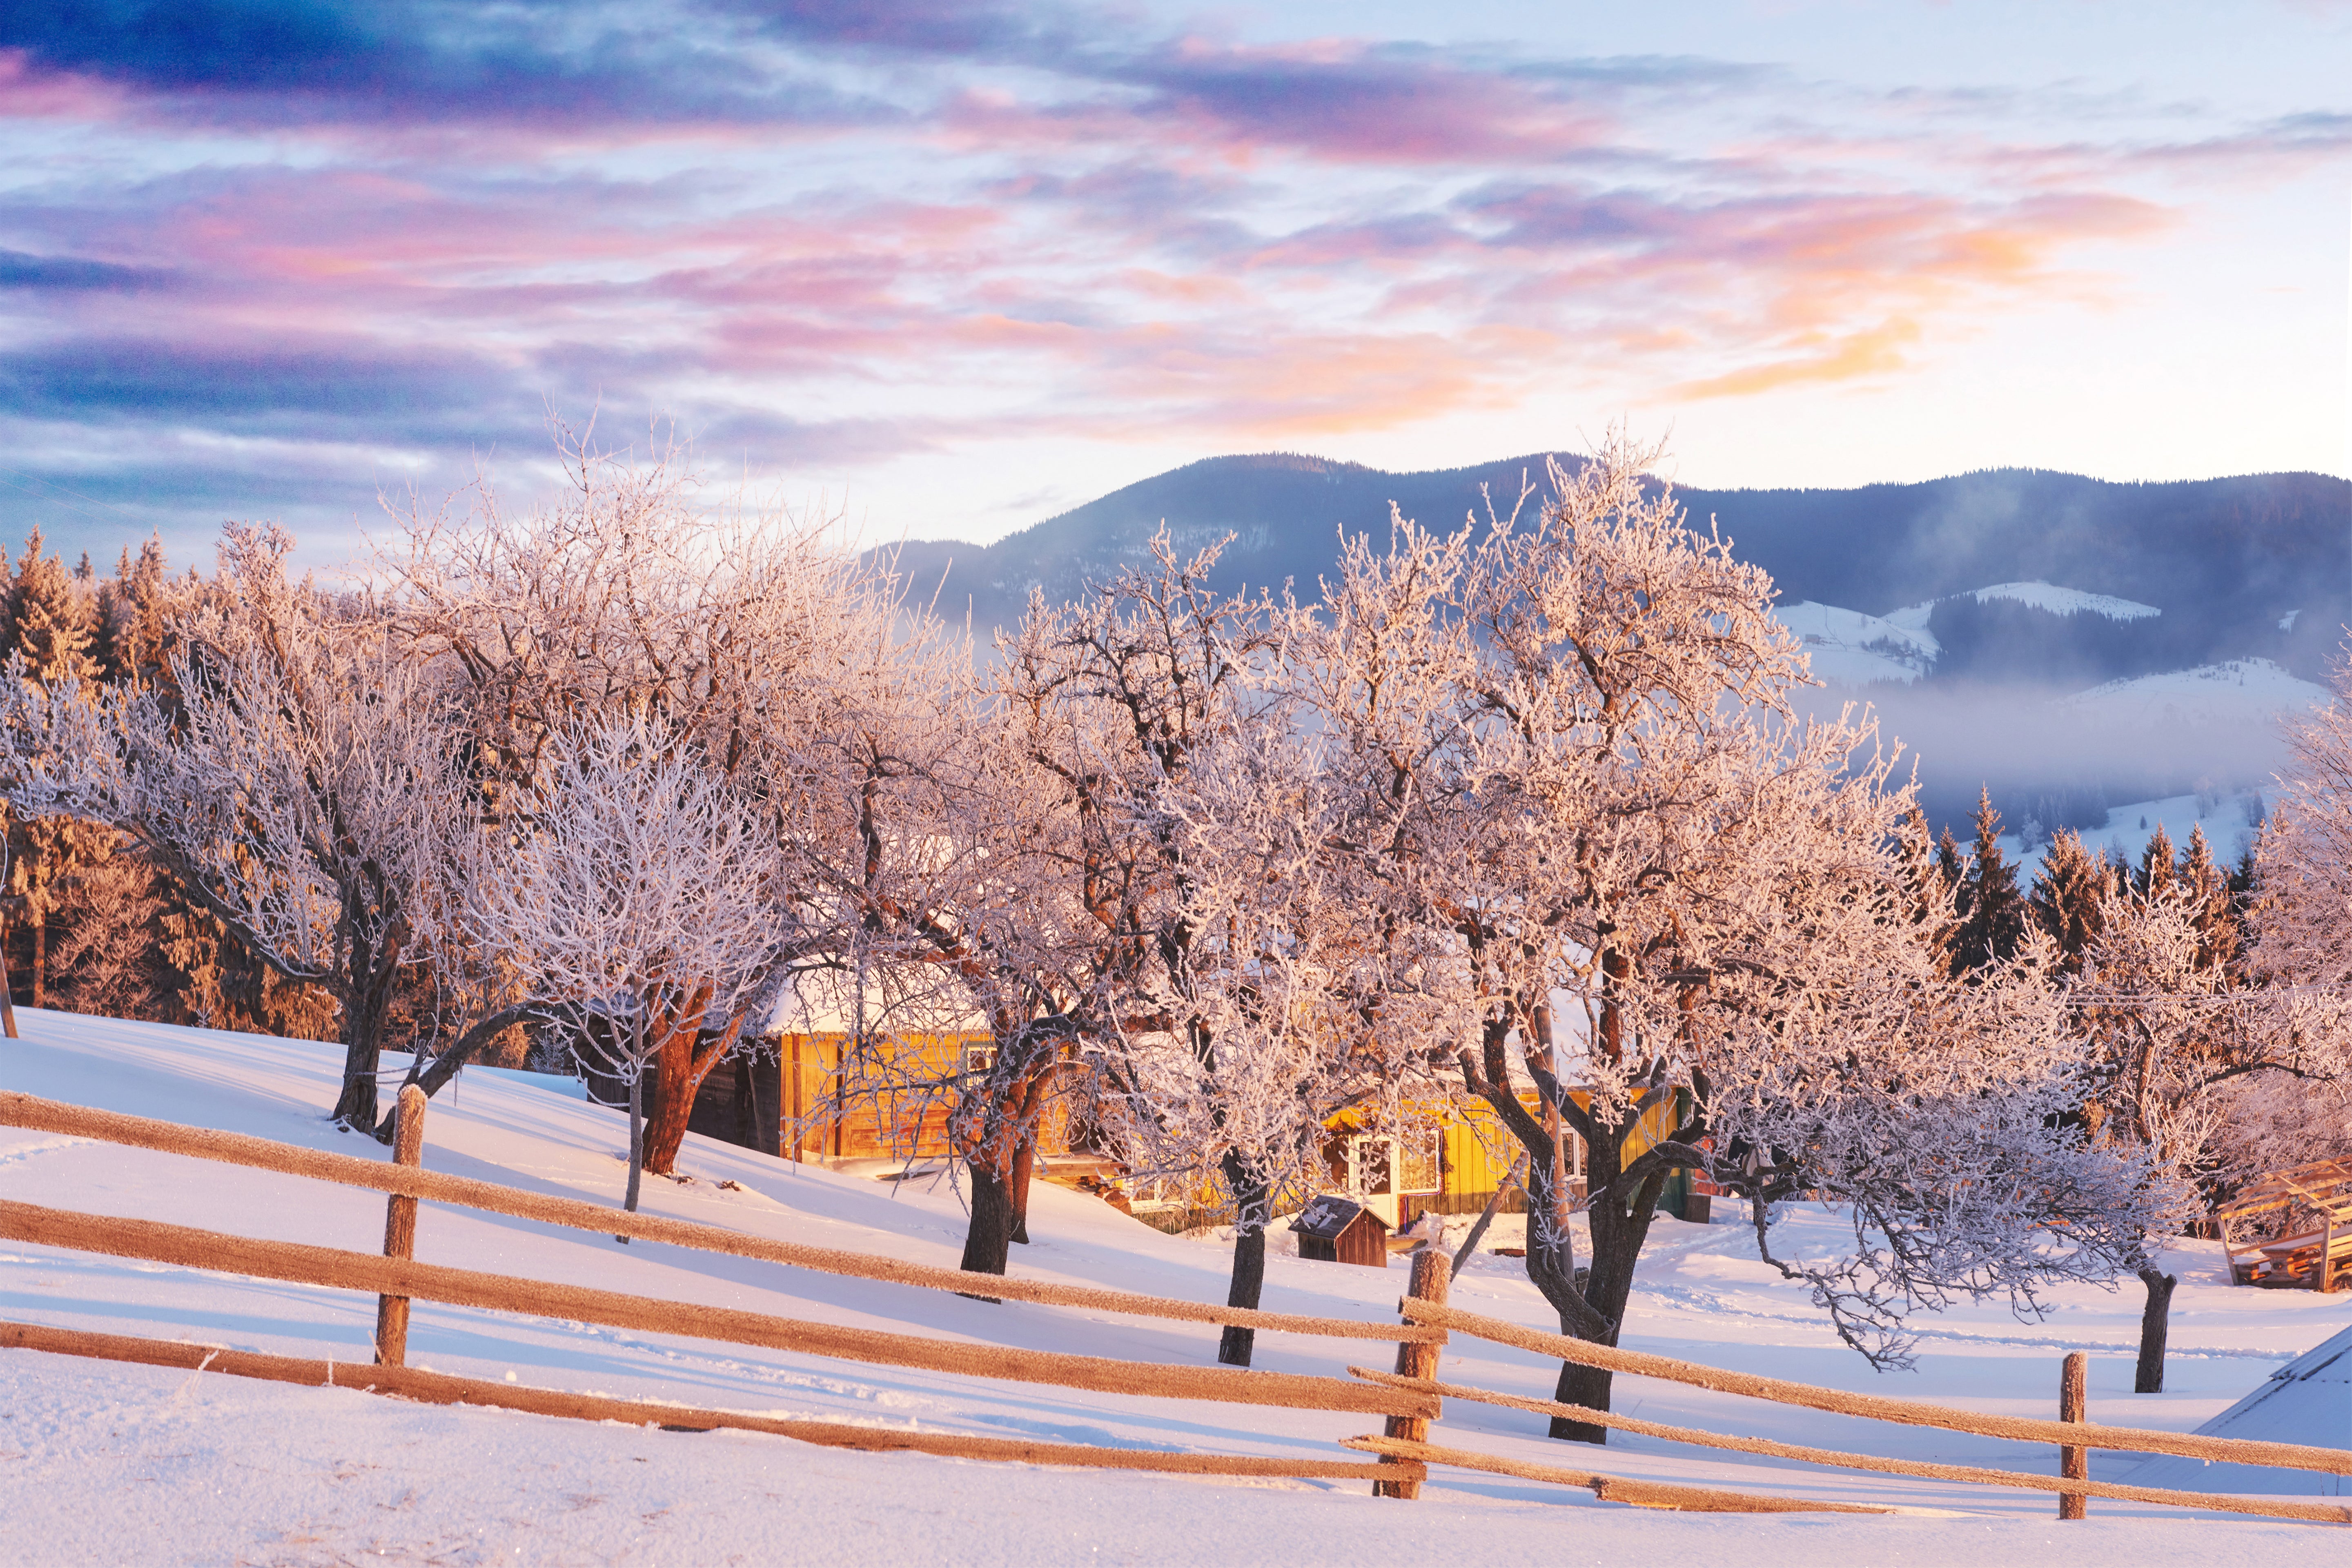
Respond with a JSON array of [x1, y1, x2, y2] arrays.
[[1291, 1195, 1390, 1268]]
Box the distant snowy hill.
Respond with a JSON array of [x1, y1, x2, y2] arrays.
[[1967, 583, 2160, 621], [1776, 581, 2175, 689], [2056, 659, 2328, 729], [1776, 601, 1938, 686], [886, 459, 2346, 680]]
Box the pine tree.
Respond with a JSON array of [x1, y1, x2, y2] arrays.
[[1951, 788, 2027, 973], [1934, 824, 1966, 897], [158, 903, 340, 1040], [1896, 806, 1958, 966], [2027, 829, 2108, 973], [2, 529, 96, 688], [94, 537, 172, 688], [2175, 824, 2239, 972], [2138, 822, 2178, 900]]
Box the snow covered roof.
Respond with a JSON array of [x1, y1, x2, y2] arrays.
[[768, 966, 990, 1037], [1290, 1194, 1385, 1241], [2122, 1322, 2352, 1496]]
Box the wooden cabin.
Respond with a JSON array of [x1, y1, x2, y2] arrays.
[[1291, 1194, 1390, 1267]]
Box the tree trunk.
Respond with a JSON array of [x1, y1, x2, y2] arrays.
[[1218, 1154, 1272, 1367], [331, 950, 404, 1138], [623, 1071, 646, 1217], [960, 1158, 1018, 1277], [1541, 1105, 1668, 1443], [332, 1028, 381, 1135], [956, 1037, 1060, 1280], [639, 991, 740, 1176], [29, 917, 42, 1010], [1009, 1132, 1037, 1245], [395, 1002, 541, 1119], [2134, 1266, 2177, 1393], [641, 1020, 696, 1176]]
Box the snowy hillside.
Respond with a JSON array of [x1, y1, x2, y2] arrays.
[[2057, 659, 2328, 729], [1968, 582, 2161, 622], [1775, 601, 1938, 686], [5, 1013, 2351, 1562], [1787, 582, 2169, 690]]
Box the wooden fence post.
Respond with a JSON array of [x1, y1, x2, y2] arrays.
[[1376, 1246, 1449, 1499], [373, 1083, 427, 1367], [2058, 1350, 2088, 1520]]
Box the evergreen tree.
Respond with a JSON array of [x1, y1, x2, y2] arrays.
[[2138, 822, 2178, 900], [2027, 829, 2108, 973], [2176, 824, 2239, 972], [1951, 788, 2027, 973], [94, 537, 172, 688], [1934, 825, 1966, 902], [2, 529, 96, 688]]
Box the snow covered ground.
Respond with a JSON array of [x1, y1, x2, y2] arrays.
[[5, 1011, 2351, 1564]]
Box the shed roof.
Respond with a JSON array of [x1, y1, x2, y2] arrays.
[[1290, 1194, 1388, 1242]]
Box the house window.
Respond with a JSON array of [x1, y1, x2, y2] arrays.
[[1397, 1128, 1441, 1196]]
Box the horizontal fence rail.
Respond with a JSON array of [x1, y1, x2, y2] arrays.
[[0, 1198, 1429, 1419], [1340, 1436, 1893, 1515], [0, 1319, 1414, 1484], [1401, 1297, 2352, 1480], [1345, 1367, 2352, 1526], [0, 1091, 1436, 1345]]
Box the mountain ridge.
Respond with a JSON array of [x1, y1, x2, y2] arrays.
[[882, 453, 2352, 687]]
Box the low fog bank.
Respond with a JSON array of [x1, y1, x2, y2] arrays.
[[1802, 679, 2310, 846]]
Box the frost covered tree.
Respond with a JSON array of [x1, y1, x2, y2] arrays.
[[382, 424, 871, 1167], [971, 531, 1288, 1302], [1294, 437, 2167, 1439], [461, 716, 789, 1210], [748, 568, 1092, 1270], [1100, 688, 1452, 1363], [0, 526, 466, 1132], [2068, 881, 2275, 1392], [0, 527, 111, 1008]]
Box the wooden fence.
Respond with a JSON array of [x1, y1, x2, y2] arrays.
[[2, 1085, 2351, 1522]]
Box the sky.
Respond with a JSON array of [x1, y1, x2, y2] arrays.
[[1, 0, 2348, 565]]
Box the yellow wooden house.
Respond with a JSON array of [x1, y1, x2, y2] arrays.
[[688, 1030, 1705, 1225]]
